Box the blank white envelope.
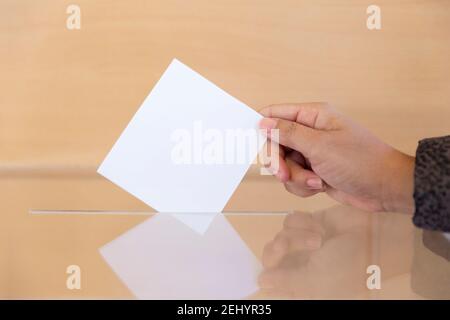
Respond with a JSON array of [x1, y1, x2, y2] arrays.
[[98, 59, 264, 233], [99, 214, 261, 299]]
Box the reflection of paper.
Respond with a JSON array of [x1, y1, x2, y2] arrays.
[[99, 214, 261, 299], [98, 59, 264, 234]]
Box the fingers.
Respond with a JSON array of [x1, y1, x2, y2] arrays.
[[280, 228, 323, 251], [262, 213, 324, 269], [283, 212, 325, 236], [262, 232, 321, 269], [260, 141, 290, 182], [258, 267, 297, 289], [259, 211, 325, 295], [284, 158, 324, 197], [260, 131, 325, 197], [259, 102, 341, 157], [259, 102, 338, 130], [260, 142, 311, 184], [258, 266, 310, 297], [261, 236, 289, 269], [259, 117, 319, 158], [286, 150, 306, 166]]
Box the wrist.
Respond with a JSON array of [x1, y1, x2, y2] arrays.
[[381, 150, 415, 214]]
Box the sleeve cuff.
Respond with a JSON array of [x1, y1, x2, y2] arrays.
[[413, 135, 450, 232]]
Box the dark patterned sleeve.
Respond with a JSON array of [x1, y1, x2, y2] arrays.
[[413, 135, 450, 232]]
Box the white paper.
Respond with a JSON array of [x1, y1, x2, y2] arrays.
[[98, 59, 264, 233], [99, 214, 262, 299]]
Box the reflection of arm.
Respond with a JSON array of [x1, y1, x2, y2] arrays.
[[411, 230, 450, 299], [377, 212, 414, 278], [413, 135, 450, 232], [319, 207, 414, 279], [422, 231, 450, 261]]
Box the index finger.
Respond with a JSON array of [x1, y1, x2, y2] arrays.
[[260, 102, 332, 130]]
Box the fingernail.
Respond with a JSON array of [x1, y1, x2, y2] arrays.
[[306, 235, 322, 249], [306, 178, 322, 189], [259, 118, 277, 130]]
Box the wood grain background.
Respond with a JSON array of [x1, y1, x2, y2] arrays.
[[1, 0, 448, 298]]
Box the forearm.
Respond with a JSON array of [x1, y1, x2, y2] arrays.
[[381, 149, 415, 215]]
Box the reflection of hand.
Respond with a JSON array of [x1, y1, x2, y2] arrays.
[[259, 103, 414, 213], [258, 206, 413, 299]]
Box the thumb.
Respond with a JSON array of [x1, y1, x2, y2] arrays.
[[259, 117, 320, 157]]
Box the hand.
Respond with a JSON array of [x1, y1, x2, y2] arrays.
[[259, 208, 370, 299], [258, 206, 414, 299], [259, 102, 415, 213]]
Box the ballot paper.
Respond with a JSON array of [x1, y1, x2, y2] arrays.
[[98, 59, 264, 234], [99, 213, 261, 299]]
